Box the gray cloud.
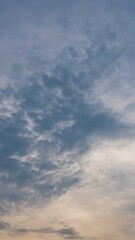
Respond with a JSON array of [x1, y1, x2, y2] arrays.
[[0, 7, 132, 215], [0, 223, 82, 240], [57, 227, 82, 239], [0, 49, 128, 213], [0, 221, 10, 230]]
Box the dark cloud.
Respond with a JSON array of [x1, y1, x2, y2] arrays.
[[0, 222, 10, 230], [1, 224, 82, 239], [57, 227, 82, 239]]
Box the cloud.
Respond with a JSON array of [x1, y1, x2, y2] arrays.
[[57, 227, 82, 239], [0, 222, 82, 240], [0, 222, 10, 230], [0, 36, 130, 214], [1, 1, 135, 240]]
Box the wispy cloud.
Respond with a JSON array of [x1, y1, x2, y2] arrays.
[[1, 1, 135, 240]]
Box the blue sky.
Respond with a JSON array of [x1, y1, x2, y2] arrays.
[[1, 1, 135, 239]]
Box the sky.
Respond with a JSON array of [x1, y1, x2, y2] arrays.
[[1, 0, 135, 239]]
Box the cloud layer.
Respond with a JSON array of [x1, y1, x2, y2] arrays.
[[1, 0, 135, 240]]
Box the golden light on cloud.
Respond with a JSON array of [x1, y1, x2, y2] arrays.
[[1, 139, 135, 240]]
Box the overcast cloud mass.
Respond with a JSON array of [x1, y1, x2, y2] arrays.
[[1, 0, 135, 239]]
